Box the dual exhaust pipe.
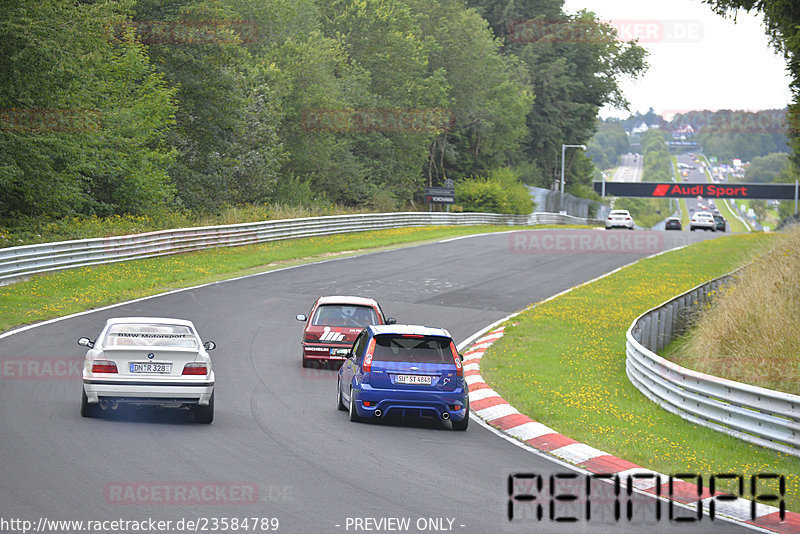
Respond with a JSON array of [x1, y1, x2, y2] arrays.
[[99, 399, 119, 411], [372, 409, 451, 420]]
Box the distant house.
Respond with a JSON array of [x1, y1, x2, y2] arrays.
[[670, 124, 695, 139]]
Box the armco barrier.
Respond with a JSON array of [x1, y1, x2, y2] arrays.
[[626, 271, 800, 457], [0, 211, 602, 285]]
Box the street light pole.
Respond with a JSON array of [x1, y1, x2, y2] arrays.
[[561, 144, 587, 213]]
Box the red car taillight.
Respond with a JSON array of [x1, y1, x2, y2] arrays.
[[182, 362, 208, 375], [363, 338, 376, 373], [304, 334, 318, 342], [92, 360, 117, 373], [449, 341, 463, 377]]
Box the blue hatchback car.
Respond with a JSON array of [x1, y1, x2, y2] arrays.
[[337, 324, 469, 430]]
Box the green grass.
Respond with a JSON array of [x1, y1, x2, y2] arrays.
[[0, 224, 596, 334], [481, 232, 800, 510]]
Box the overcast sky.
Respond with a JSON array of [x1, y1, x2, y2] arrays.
[[561, 0, 793, 119]]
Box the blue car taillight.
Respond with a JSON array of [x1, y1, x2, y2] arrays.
[[449, 341, 463, 377], [362, 338, 376, 372]]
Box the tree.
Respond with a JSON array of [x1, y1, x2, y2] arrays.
[[467, 1, 648, 188], [409, 0, 534, 182], [745, 152, 792, 182], [0, 0, 177, 219]]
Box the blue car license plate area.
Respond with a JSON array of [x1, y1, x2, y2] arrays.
[[395, 374, 432, 385]]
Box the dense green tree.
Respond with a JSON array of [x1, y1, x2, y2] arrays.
[[410, 0, 534, 183], [0, 0, 177, 219], [467, 1, 648, 188], [131, 0, 285, 211], [745, 152, 792, 182]]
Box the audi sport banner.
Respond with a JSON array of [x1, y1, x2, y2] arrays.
[[593, 181, 798, 200]]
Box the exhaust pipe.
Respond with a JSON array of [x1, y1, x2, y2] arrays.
[[441, 411, 450, 420], [374, 409, 382, 418], [99, 399, 119, 411]]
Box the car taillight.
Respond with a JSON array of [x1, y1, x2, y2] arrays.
[[449, 341, 463, 377], [92, 360, 117, 373], [304, 334, 318, 342], [182, 363, 208, 375], [401, 334, 424, 338], [363, 338, 376, 373]]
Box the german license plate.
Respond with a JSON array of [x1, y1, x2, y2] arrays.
[[130, 362, 172, 374], [396, 374, 432, 385]]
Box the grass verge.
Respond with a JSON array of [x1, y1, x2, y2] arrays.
[[480, 232, 800, 510], [665, 227, 800, 395], [0, 224, 588, 334]]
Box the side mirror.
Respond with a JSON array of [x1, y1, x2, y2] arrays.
[[296, 314, 307, 322], [386, 317, 397, 325], [77, 337, 94, 348], [204, 341, 216, 351]]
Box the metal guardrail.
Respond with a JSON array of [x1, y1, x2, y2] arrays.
[[0, 211, 602, 285], [626, 272, 800, 457]]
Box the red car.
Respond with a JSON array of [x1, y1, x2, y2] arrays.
[[296, 296, 396, 368]]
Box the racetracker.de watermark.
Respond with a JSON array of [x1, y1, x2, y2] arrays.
[[105, 20, 258, 45], [661, 109, 787, 134], [508, 19, 702, 44], [1, 357, 82, 380], [0, 108, 103, 133], [300, 108, 455, 133], [104, 482, 265, 505], [509, 230, 664, 254]]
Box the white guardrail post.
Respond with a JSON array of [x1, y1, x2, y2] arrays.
[[0, 211, 603, 285], [626, 271, 800, 457]]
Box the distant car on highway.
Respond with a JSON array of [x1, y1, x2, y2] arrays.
[[664, 217, 682, 231], [605, 209, 635, 230], [337, 324, 469, 430], [713, 214, 727, 232], [690, 211, 717, 232], [79, 317, 216, 423], [297, 296, 395, 368]]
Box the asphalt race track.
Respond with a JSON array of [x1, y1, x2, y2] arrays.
[[0, 229, 754, 533]]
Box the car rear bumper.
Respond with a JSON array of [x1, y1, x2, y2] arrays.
[[83, 379, 214, 405], [352, 384, 469, 420], [302, 343, 350, 362]]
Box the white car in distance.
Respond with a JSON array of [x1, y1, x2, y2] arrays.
[[79, 317, 216, 423], [605, 209, 635, 230], [690, 211, 717, 232]]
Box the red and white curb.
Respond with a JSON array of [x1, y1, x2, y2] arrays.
[[463, 326, 799, 534]]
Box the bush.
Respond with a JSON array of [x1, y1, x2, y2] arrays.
[[455, 168, 534, 215]]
